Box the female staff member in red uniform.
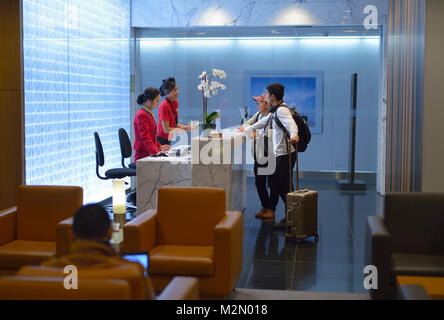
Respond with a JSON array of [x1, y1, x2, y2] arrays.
[[134, 87, 170, 162], [156, 77, 191, 145]]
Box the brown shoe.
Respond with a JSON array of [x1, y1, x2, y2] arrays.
[[255, 208, 267, 218], [261, 209, 275, 219]]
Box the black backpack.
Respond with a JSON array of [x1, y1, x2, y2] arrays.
[[272, 104, 311, 152]]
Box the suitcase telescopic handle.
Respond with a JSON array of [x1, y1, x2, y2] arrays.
[[285, 134, 298, 192]]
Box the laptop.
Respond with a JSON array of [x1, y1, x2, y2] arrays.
[[121, 251, 149, 275]]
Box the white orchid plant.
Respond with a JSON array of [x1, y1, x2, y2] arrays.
[[197, 69, 227, 129], [197, 69, 227, 98]]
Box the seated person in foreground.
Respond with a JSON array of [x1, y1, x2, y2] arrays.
[[42, 203, 154, 299]]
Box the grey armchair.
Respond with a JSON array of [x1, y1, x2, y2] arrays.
[[365, 192, 444, 300]]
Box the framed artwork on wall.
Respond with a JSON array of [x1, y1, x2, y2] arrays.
[[245, 71, 324, 134]]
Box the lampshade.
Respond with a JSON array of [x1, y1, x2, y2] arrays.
[[112, 179, 126, 227]]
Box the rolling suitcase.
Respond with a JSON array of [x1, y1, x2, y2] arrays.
[[284, 146, 319, 242]]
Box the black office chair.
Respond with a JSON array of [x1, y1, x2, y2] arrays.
[[94, 132, 136, 180], [94, 132, 137, 218], [117, 128, 137, 206], [118, 128, 136, 169]]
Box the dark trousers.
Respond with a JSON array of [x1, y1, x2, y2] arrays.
[[254, 162, 277, 212], [269, 152, 297, 214], [156, 136, 170, 145]]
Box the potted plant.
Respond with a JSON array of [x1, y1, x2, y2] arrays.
[[197, 69, 226, 135], [200, 111, 220, 131]]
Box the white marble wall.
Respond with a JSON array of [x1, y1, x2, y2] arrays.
[[131, 0, 388, 27]]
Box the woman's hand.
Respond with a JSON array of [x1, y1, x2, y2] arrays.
[[237, 127, 245, 132], [177, 124, 192, 132], [160, 145, 171, 151]]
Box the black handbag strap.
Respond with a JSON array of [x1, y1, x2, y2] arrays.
[[166, 98, 178, 128], [139, 106, 157, 136]]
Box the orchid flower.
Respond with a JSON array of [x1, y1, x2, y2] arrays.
[[212, 69, 227, 79], [198, 68, 226, 98]]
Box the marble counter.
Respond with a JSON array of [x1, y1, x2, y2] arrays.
[[137, 155, 192, 212], [191, 129, 246, 212], [136, 130, 247, 214]]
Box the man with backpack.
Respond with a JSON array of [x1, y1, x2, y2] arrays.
[[242, 83, 299, 229]]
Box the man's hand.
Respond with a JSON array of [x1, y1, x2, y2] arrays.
[[290, 136, 300, 144], [237, 127, 245, 133], [160, 145, 170, 151]]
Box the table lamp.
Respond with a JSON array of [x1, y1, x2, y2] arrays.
[[112, 179, 126, 227]]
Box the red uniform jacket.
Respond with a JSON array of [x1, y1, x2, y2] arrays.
[[133, 107, 161, 161], [157, 98, 178, 140]]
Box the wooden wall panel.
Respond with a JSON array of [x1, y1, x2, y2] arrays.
[[386, 0, 425, 192], [0, 0, 23, 209], [422, 0, 444, 192]]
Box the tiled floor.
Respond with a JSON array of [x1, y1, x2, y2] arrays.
[[236, 176, 382, 294]]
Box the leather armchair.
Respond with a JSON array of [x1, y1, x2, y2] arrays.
[[365, 192, 444, 300], [0, 276, 132, 300], [123, 187, 243, 299], [18, 264, 146, 300], [0, 186, 83, 274], [0, 270, 198, 300]]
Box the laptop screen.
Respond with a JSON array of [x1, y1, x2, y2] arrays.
[[121, 251, 149, 272]]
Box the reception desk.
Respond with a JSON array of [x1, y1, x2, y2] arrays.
[[137, 130, 246, 214]]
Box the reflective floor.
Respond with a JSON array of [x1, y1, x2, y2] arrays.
[[236, 175, 381, 294]]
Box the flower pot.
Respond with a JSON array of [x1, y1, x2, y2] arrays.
[[200, 123, 216, 137]]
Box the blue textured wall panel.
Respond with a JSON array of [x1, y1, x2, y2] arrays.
[[23, 0, 130, 202]]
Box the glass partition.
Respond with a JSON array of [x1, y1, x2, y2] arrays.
[[136, 26, 381, 179]]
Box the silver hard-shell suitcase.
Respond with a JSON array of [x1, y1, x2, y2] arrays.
[[285, 189, 319, 241], [284, 147, 319, 241]]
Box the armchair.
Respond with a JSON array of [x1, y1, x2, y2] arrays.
[[17, 264, 146, 300], [0, 186, 83, 274], [123, 187, 243, 299], [1, 265, 198, 300], [0, 276, 132, 300], [365, 192, 444, 300]]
